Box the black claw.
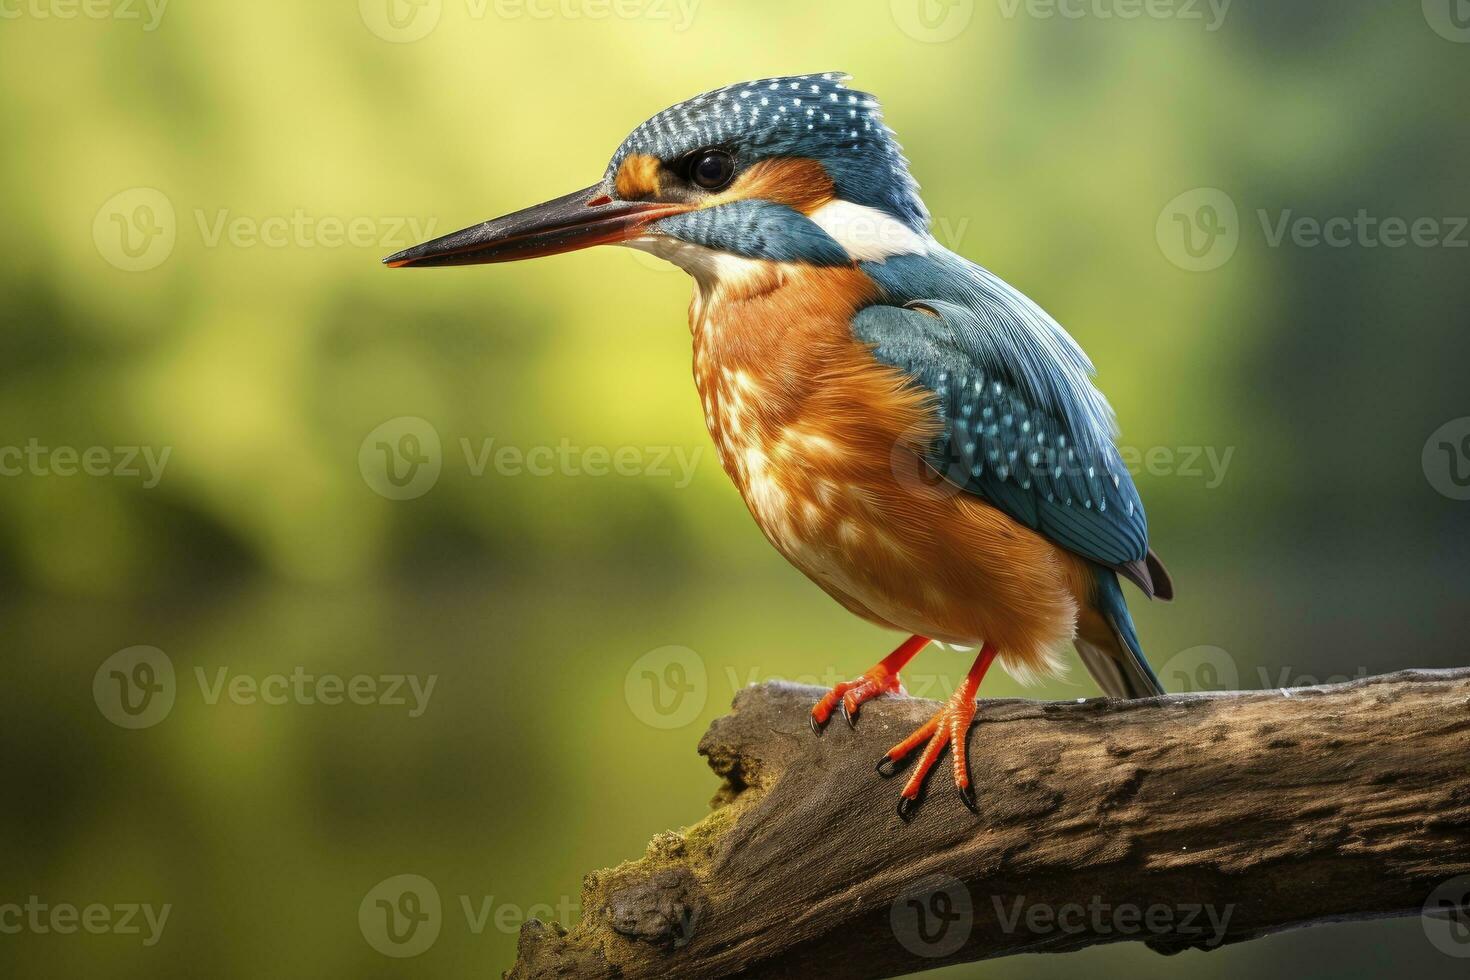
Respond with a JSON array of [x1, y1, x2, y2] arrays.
[[875, 755, 903, 778], [841, 700, 857, 729], [897, 795, 920, 822], [958, 784, 979, 814], [810, 712, 826, 736]]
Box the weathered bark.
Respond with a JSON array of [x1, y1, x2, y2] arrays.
[[505, 669, 1470, 979]]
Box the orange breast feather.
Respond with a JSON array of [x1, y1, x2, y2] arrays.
[[688, 261, 1092, 677]]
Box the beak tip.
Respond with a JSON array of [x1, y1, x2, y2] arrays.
[[379, 184, 680, 270]]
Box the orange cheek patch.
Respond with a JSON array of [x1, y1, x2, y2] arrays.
[[615, 154, 662, 200], [704, 158, 836, 215]]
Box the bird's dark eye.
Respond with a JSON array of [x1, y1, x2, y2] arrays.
[[689, 150, 735, 190]]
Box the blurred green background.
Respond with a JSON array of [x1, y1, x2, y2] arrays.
[[2, 0, 1468, 976]]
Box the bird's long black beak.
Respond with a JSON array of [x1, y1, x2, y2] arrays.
[[383, 183, 689, 269]]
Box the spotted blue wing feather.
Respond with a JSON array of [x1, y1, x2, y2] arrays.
[[852, 302, 1149, 571]]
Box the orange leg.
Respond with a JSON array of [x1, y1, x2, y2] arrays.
[[877, 643, 999, 821], [810, 635, 930, 734]]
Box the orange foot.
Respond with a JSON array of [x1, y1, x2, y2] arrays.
[[810, 635, 929, 734], [877, 643, 999, 821]]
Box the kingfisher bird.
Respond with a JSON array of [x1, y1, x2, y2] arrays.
[[385, 73, 1173, 820]]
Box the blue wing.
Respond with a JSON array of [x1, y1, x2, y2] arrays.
[[852, 297, 1152, 578]]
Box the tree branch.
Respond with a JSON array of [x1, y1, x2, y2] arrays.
[[505, 669, 1470, 979]]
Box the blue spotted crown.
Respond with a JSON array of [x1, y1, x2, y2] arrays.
[[604, 73, 929, 231]]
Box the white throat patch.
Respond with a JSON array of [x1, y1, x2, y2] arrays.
[[623, 236, 769, 293], [807, 199, 930, 262]]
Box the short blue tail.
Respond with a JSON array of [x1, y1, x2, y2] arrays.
[[1075, 568, 1166, 699]]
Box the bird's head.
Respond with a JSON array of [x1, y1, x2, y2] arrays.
[[384, 73, 930, 275]]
